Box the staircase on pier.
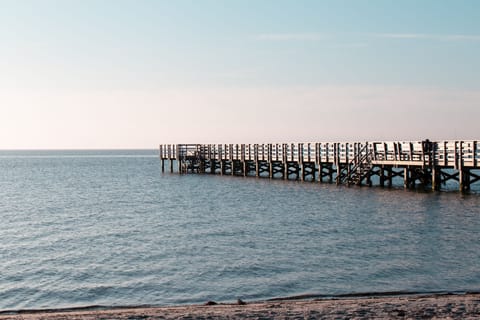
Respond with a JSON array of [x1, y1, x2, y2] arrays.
[[178, 144, 205, 174], [338, 144, 374, 186]]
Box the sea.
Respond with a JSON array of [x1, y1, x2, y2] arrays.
[[1, 149, 479, 311]]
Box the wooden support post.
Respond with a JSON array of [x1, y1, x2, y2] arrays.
[[241, 145, 246, 176], [454, 141, 459, 170], [345, 142, 349, 167], [218, 144, 222, 172], [230, 144, 234, 175], [344, 143, 351, 180], [160, 145, 165, 172], [474, 141, 478, 168], [254, 144, 258, 177], [458, 141, 465, 192], [430, 140, 436, 168], [176, 145, 180, 173], [465, 169, 471, 192], [169, 145, 174, 173], [334, 143, 340, 184], [325, 143, 329, 163], [460, 168, 471, 193], [432, 167, 441, 191], [268, 144, 273, 178], [443, 141, 448, 166], [404, 167, 410, 189], [379, 166, 385, 187], [299, 143, 304, 181]]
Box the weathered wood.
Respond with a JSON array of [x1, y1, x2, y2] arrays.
[[403, 168, 410, 189], [432, 167, 441, 191]]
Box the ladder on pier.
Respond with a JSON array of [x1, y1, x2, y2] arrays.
[[179, 144, 205, 174], [340, 144, 374, 186]]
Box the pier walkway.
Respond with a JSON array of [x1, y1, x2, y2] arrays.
[[159, 140, 480, 192]]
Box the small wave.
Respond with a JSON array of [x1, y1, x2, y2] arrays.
[[266, 290, 480, 301], [2, 290, 480, 315], [0, 304, 153, 315]]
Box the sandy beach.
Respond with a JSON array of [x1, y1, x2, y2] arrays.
[[1, 293, 479, 319]]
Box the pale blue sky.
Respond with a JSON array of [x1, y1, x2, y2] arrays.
[[1, 0, 479, 148]]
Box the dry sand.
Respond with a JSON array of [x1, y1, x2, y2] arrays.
[[1, 293, 479, 319]]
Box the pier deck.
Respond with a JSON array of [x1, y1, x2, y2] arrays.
[[159, 141, 480, 192]]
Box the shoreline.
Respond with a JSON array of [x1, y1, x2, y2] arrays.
[[2, 292, 479, 319]]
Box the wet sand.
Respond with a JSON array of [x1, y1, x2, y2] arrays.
[[1, 293, 479, 319]]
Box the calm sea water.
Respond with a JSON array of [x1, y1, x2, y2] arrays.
[[1, 150, 479, 311]]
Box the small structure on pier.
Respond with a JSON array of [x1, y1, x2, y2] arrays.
[[159, 140, 480, 193]]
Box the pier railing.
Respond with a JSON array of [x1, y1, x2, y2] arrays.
[[160, 141, 479, 168]]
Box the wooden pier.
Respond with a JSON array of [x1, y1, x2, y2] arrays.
[[159, 141, 480, 192]]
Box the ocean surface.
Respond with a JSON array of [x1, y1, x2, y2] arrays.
[[1, 150, 479, 311]]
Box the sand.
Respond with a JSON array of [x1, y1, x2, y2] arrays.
[[1, 293, 480, 319]]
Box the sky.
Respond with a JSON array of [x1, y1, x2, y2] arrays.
[[1, 0, 479, 149]]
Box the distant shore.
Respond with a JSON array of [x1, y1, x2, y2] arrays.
[[1, 293, 479, 319]]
